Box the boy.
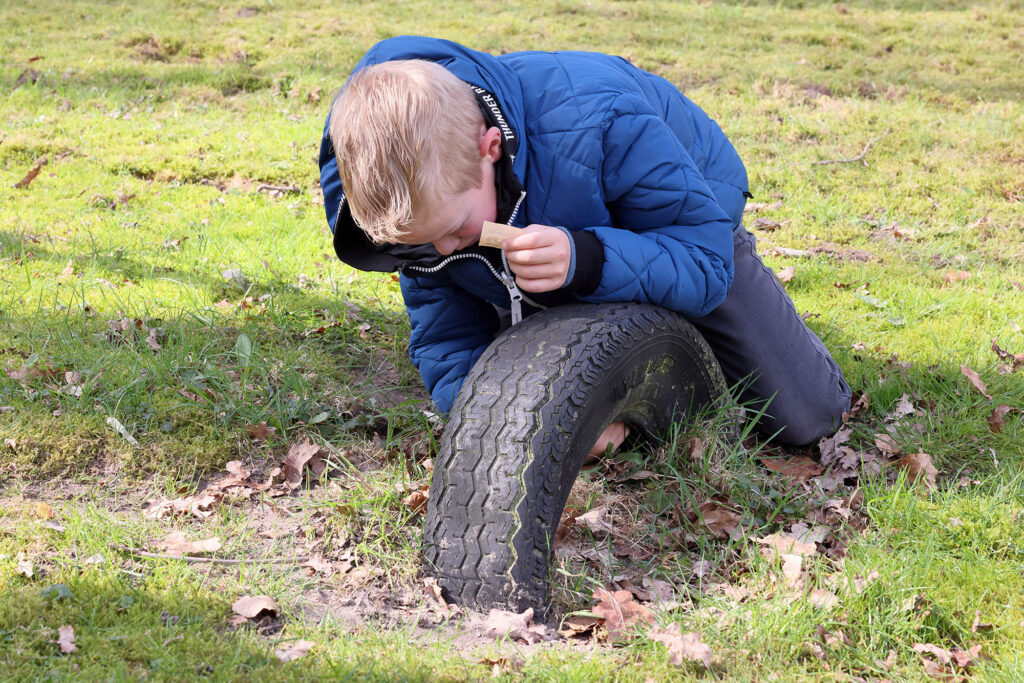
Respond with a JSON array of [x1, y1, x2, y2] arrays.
[[318, 36, 851, 448]]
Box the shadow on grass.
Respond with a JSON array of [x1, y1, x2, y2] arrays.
[[0, 569, 434, 681]]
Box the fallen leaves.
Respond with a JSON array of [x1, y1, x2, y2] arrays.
[[56, 625, 77, 654], [246, 421, 276, 441], [761, 456, 823, 481], [695, 500, 741, 539], [153, 532, 222, 558], [16, 552, 34, 578], [991, 338, 1024, 374], [758, 533, 817, 557], [776, 266, 796, 283], [591, 588, 655, 642], [913, 643, 982, 678], [896, 452, 938, 489], [144, 490, 222, 520], [401, 485, 429, 514], [284, 439, 325, 489], [275, 640, 316, 662], [960, 365, 992, 400], [988, 405, 1019, 433], [14, 157, 48, 189], [649, 623, 712, 668], [230, 595, 278, 623], [478, 607, 558, 644], [142, 444, 336, 519], [942, 270, 972, 283]]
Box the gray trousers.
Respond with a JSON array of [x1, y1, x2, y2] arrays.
[[689, 227, 852, 445]]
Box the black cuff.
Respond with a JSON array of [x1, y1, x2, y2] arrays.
[[566, 230, 604, 296]]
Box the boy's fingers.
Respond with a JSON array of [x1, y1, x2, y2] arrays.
[[503, 225, 566, 251], [509, 263, 560, 279], [505, 245, 565, 265]]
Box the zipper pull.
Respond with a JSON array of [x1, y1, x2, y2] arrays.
[[501, 273, 523, 325]]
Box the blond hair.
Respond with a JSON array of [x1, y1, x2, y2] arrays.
[[329, 60, 485, 243]]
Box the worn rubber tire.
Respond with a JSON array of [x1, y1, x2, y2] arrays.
[[421, 303, 727, 612]]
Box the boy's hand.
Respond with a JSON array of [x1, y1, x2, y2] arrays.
[[503, 224, 571, 293], [588, 422, 630, 461]]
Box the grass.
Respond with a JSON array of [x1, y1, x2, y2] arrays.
[[2, 0, 1023, 679]]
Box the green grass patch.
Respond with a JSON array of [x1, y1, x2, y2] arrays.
[[2, 0, 1023, 679]]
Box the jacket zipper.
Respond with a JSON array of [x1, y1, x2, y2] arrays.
[[406, 252, 525, 325], [405, 190, 532, 325]]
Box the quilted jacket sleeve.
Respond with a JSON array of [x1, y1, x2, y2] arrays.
[[400, 271, 500, 414], [578, 98, 737, 317]]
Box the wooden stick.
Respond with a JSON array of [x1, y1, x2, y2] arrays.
[[479, 221, 523, 248], [810, 128, 891, 166], [110, 544, 309, 566]]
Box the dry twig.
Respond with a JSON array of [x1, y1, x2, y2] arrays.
[[811, 129, 891, 166], [111, 544, 309, 566]]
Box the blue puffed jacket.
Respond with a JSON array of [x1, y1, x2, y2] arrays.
[[318, 36, 749, 414]]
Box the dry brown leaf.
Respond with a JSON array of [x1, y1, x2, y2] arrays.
[[36, 502, 54, 519], [874, 433, 900, 455], [218, 460, 264, 491], [897, 452, 938, 489], [649, 623, 712, 668], [306, 87, 322, 104], [592, 588, 655, 642], [480, 654, 524, 677], [988, 404, 1018, 433], [15, 552, 33, 578], [942, 270, 971, 283], [687, 436, 705, 462], [275, 639, 315, 662], [57, 624, 76, 654], [777, 266, 796, 283], [696, 501, 741, 539], [960, 365, 992, 400], [284, 439, 320, 489], [423, 577, 446, 605], [576, 505, 615, 535], [971, 610, 993, 633], [818, 426, 852, 464], [246, 421, 276, 441], [145, 328, 162, 352], [952, 644, 982, 668], [758, 533, 817, 557], [761, 456, 823, 481], [790, 522, 829, 545], [886, 394, 916, 422], [300, 555, 334, 576], [402, 486, 429, 514], [852, 570, 881, 595], [990, 339, 1024, 372], [558, 614, 602, 638], [153, 532, 222, 558], [781, 553, 804, 589], [479, 607, 556, 644], [808, 588, 839, 609], [144, 491, 223, 519], [913, 642, 953, 665], [14, 158, 47, 189], [231, 595, 279, 619]]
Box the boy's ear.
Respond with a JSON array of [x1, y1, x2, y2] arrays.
[[478, 126, 503, 162]]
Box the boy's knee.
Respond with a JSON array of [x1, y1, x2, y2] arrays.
[[760, 383, 852, 447]]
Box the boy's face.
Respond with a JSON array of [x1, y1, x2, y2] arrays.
[[400, 159, 497, 255], [395, 126, 502, 255]]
